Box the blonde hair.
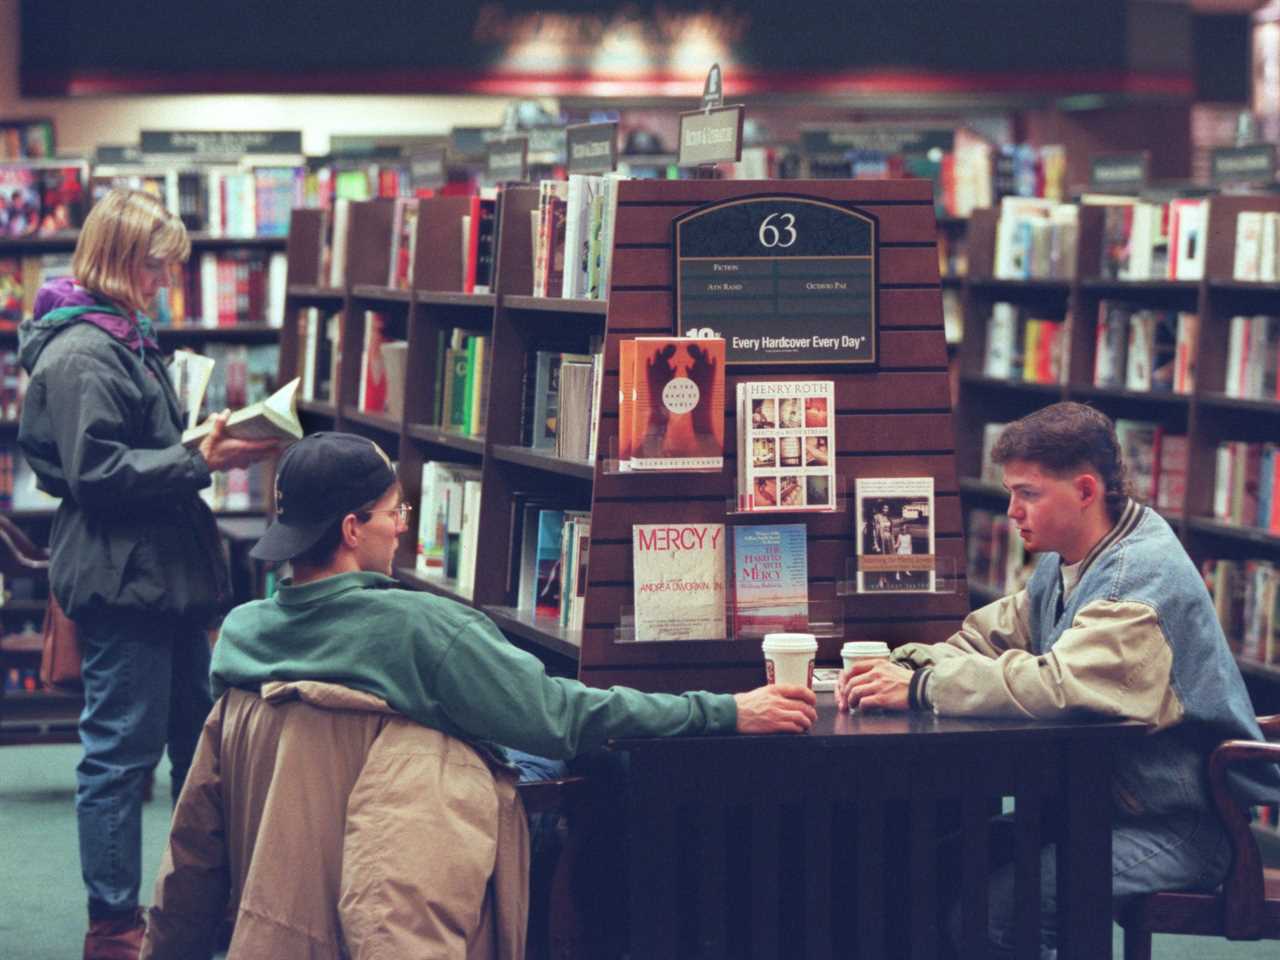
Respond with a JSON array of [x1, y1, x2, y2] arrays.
[[72, 188, 191, 314]]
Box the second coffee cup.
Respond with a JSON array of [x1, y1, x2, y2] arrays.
[[762, 633, 818, 689]]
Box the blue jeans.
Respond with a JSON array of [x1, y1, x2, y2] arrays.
[[965, 809, 1231, 959], [76, 616, 212, 919]]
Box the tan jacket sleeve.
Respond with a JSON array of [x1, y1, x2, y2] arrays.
[[892, 589, 1034, 668], [916, 598, 1184, 726], [140, 698, 230, 960]]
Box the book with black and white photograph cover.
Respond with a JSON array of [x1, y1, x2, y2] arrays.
[[632, 522, 727, 642], [855, 477, 935, 593], [736, 380, 836, 512]]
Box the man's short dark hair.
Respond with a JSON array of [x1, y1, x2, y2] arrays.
[[990, 402, 1130, 521]]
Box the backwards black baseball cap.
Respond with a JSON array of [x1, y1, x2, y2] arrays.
[[250, 432, 397, 563]]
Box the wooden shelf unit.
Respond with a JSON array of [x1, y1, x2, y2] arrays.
[[279, 181, 969, 695], [952, 194, 1280, 692]]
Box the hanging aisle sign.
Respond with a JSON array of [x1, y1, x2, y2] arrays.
[[674, 195, 877, 366], [566, 122, 618, 174]]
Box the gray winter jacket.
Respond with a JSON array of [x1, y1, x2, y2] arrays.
[[17, 279, 230, 624]]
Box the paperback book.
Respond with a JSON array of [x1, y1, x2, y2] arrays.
[[736, 380, 836, 512], [182, 377, 302, 447], [632, 522, 727, 642], [855, 477, 936, 593], [732, 523, 809, 639]]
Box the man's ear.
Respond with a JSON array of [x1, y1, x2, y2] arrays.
[[340, 513, 361, 548], [1075, 473, 1100, 508]]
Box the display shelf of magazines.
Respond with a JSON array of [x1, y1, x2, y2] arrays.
[[394, 564, 472, 606], [481, 605, 582, 660], [502, 295, 608, 316], [406, 423, 485, 456], [340, 408, 400, 438], [351, 284, 412, 304], [489, 443, 594, 481], [1185, 516, 1280, 550]]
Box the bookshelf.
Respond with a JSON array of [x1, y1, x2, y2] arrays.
[[952, 194, 1280, 708], [287, 179, 970, 693]]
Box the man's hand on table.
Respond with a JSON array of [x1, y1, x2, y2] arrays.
[[734, 684, 818, 734], [836, 659, 914, 712]]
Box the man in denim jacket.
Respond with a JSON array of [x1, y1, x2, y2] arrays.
[[838, 402, 1280, 959]]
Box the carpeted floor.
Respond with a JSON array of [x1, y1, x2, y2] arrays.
[[0, 743, 1276, 959]]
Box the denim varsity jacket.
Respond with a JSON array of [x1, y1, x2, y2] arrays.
[[893, 499, 1280, 817]]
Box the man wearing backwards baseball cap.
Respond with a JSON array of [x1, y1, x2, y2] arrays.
[[142, 432, 815, 958]]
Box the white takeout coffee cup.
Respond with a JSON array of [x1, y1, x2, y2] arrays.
[[840, 640, 891, 671], [762, 632, 818, 689], [841, 641, 891, 712]]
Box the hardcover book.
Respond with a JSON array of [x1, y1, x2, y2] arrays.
[[732, 523, 809, 639], [630, 337, 724, 471], [735, 380, 836, 512], [632, 522, 727, 642], [855, 476, 936, 593]]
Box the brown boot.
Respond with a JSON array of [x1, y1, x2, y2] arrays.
[[84, 908, 145, 960]]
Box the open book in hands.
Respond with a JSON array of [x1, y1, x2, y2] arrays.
[[181, 377, 304, 448]]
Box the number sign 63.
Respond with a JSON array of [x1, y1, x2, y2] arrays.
[[757, 212, 797, 248]]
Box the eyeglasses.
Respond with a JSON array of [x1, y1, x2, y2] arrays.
[[363, 503, 411, 525]]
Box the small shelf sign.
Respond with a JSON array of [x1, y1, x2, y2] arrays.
[[674, 195, 878, 366], [486, 137, 528, 183], [566, 122, 618, 175]]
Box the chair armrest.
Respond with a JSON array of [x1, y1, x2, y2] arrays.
[[1207, 738, 1280, 939], [516, 775, 590, 815], [0, 516, 49, 573], [1256, 715, 1280, 739]]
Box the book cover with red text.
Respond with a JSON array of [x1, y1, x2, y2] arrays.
[[632, 522, 726, 641]]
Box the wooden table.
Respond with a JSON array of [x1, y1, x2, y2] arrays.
[[614, 696, 1147, 960]]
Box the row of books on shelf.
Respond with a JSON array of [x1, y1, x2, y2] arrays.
[[93, 165, 299, 238], [1092, 303, 1197, 394], [0, 350, 25, 421], [1233, 210, 1280, 283], [1203, 557, 1280, 665], [982, 304, 1065, 384], [530, 175, 619, 301], [979, 419, 1186, 515], [198, 344, 281, 420], [434, 329, 490, 438], [992, 198, 1079, 281], [1224, 315, 1280, 401], [1098, 198, 1207, 282], [1214, 442, 1280, 534], [966, 507, 1034, 598], [414, 461, 483, 598], [1, 247, 287, 330], [158, 249, 288, 329], [0, 162, 88, 238], [199, 462, 270, 513]]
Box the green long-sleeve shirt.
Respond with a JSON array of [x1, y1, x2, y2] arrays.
[[211, 571, 738, 760]]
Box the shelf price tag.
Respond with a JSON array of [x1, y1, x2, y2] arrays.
[[486, 137, 528, 183], [566, 122, 618, 175], [674, 195, 877, 366], [1088, 153, 1149, 195], [1211, 144, 1276, 186]]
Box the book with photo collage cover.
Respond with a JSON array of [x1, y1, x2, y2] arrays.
[[736, 381, 836, 512]]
